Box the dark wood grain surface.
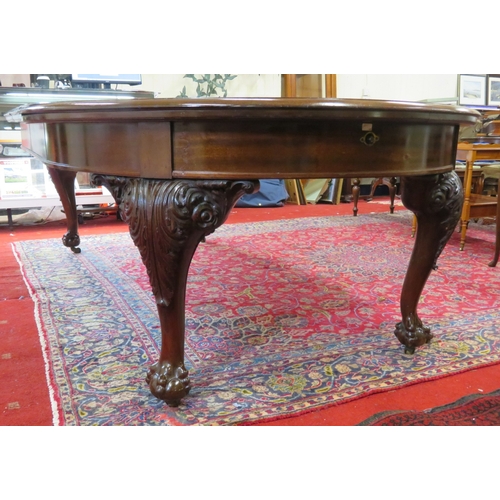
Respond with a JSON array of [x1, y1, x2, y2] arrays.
[[21, 98, 479, 179]]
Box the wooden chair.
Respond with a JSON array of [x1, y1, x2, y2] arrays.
[[351, 176, 398, 216]]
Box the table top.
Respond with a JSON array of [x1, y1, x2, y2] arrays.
[[20, 97, 479, 123], [20, 98, 481, 180]]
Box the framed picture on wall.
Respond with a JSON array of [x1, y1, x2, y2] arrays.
[[487, 75, 500, 106], [458, 74, 487, 106]]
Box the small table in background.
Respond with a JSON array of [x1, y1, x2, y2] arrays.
[[456, 139, 500, 252]]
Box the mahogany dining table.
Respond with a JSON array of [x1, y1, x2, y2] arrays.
[[19, 97, 479, 407]]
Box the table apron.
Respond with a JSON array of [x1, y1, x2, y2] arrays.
[[22, 120, 459, 179]]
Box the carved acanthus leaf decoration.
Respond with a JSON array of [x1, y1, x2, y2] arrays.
[[95, 176, 259, 306], [401, 171, 463, 269]]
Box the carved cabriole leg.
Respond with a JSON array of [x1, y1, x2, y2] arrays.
[[93, 175, 259, 406], [46, 167, 81, 253], [397, 171, 463, 354]]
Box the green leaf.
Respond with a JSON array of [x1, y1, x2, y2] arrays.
[[196, 83, 206, 97], [176, 85, 187, 98]]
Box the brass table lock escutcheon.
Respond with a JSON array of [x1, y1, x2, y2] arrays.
[[360, 131, 380, 146]]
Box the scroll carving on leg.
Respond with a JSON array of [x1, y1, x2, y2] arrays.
[[93, 175, 259, 406], [47, 167, 81, 253], [397, 171, 463, 354]]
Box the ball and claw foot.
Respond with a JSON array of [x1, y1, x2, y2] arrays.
[[395, 317, 433, 355], [62, 232, 81, 254], [146, 361, 191, 407]]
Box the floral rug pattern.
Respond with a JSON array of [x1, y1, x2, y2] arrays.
[[13, 212, 500, 425]]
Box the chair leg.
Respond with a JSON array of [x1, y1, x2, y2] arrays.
[[365, 177, 384, 201], [352, 178, 360, 216], [489, 193, 500, 267], [388, 176, 397, 214], [352, 177, 399, 216]]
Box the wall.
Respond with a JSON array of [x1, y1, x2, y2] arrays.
[[128, 74, 459, 102], [1, 74, 458, 102], [125, 74, 282, 98], [0, 74, 31, 87], [336, 74, 458, 101]]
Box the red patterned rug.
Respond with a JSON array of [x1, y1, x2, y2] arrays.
[[12, 211, 500, 425], [357, 388, 500, 425]]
